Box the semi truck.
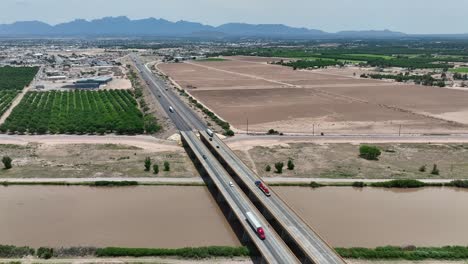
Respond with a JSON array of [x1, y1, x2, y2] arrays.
[[255, 180, 271, 197], [245, 211, 266, 240]]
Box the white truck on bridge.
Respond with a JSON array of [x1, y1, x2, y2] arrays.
[[246, 211, 266, 240]]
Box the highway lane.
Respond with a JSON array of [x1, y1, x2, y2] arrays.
[[131, 55, 206, 131], [182, 131, 300, 264], [203, 131, 346, 264]]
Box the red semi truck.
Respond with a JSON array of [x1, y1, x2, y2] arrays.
[[255, 180, 271, 197], [246, 211, 266, 240]]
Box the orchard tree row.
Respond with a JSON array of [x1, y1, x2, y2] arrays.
[[0, 91, 19, 116], [0, 90, 152, 135], [0, 66, 38, 90]]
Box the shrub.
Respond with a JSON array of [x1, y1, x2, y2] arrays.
[[223, 129, 234, 137], [92, 181, 138, 187], [153, 164, 159, 175], [164, 161, 170, 172], [2, 156, 12, 169], [371, 179, 425, 188], [359, 145, 381, 160], [0, 245, 34, 258], [310, 181, 323, 188], [265, 165, 271, 172], [449, 180, 468, 188], [335, 246, 468, 260], [431, 164, 439, 175], [53, 247, 97, 257], [37, 247, 53, 259], [287, 159, 295, 170], [274, 162, 284, 174], [267, 129, 279, 135], [95, 246, 250, 258], [419, 165, 426, 172], [352, 182, 365, 188], [144, 157, 151, 171]]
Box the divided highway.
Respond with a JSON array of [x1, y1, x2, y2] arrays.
[[130, 54, 346, 263], [200, 131, 346, 264]]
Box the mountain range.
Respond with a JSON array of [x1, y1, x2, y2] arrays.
[[0, 16, 438, 39]]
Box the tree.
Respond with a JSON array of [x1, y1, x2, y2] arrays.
[[359, 145, 381, 160], [153, 164, 159, 175], [265, 165, 271, 172], [287, 159, 295, 170], [431, 164, 440, 175], [224, 129, 234, 137], [274, 162, 284, 174], [419, 165, 426, 172], [144, 157, 151, 171], [2, 156, 12, 169], [163, 161, 170, 172]]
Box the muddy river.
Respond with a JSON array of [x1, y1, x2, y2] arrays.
[[1, 186, 468, 247]]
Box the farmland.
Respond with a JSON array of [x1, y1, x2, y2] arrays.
[[0, 66, 38, 90], [0, 91, 19, 116], [450, 67, 468, 73], [158, 57, 468, 134], [0, 90, 147, 135]]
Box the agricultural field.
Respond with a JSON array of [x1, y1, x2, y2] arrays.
[[159, 58, 468, 134], [0, 91, 19, 116], [0, 90, 149, 135], [450, 67, 468, 73], [0, 66, 38, 90], [235, 142, 468, 179]]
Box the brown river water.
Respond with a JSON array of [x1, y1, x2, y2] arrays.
[[1, 186, 468, 248]]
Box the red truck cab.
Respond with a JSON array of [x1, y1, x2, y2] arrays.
[[255, 180, 271, 197]]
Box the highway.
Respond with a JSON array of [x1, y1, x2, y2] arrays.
[[182, 131, 299, 264], [201, 131, 346, 264], [131, 54, 299, 263]]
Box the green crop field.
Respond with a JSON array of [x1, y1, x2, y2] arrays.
[[198, 57, 227, 62], [0, 66, 38, 90], [0, 91, 19, 116], [345, 53, 393, 60], [450, 67, 468, 73], [0, 90, 147, 135]]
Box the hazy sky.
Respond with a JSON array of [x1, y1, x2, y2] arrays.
[[2, 0, 468, 34]]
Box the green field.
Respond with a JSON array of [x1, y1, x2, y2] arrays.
[[0, 66, 38, 90], [345, 53, 393, 60], [0, 90, 149, 135], [450, 67, 468, 73], [0, 91, 19, 116], [198, 57, 227, 62]]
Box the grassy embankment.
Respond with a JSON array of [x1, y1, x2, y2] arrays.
[[3, 245, 468, 261]]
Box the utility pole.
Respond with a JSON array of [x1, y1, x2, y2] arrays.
[[313, 124, 315, 136], [247, 118, 249, 135], [398, 124, 402, 136]]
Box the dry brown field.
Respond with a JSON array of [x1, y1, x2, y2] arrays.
[[158, 56, 468, 134]]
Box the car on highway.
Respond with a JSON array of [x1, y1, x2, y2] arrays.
[[202, 155, 207, 160], [255, 180, 271, 197], [169, 106, 175, 113], [229, 181, 234, 187]]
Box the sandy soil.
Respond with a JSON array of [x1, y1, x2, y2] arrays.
[[230, 141, 468, 179], [158, 57, 468, 134], [103, 78, 132, 90], [0, 139, 197, 179]]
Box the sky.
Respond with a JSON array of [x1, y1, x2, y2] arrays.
[[2, 0, 468, 34]]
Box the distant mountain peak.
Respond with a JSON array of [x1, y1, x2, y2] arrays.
[[0, 16, 406, 38]]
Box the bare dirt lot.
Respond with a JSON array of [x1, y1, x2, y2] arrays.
[[158, 57, 468, 134], [233, 142, 468, 179], [0, 142, 197, 178]]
